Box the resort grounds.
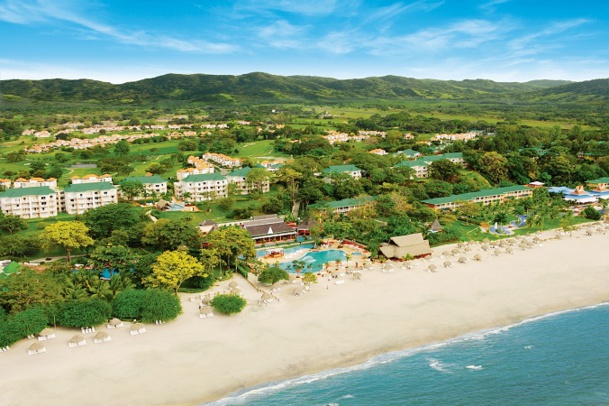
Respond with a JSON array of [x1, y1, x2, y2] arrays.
[[1, 223, 609, 406]]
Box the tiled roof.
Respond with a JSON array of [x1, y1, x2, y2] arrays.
[[122, 175, 167, 184], [422, 185, 530, 205], [322, 164, 361, 174], [64, 182, 116, 193], [0, 186, 56, 198], [181, 173, 226, 182]]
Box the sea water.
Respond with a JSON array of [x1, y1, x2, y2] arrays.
[[205, 303, 609, 405]]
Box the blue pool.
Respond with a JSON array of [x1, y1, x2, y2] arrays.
[[279, 249, 347, 273], [257, 243, 314, 258], [168, 203, 186, 211]]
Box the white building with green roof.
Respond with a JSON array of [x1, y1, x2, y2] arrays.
[[309, 196, 376, 214], [120, 175, 167, 198], [62, 182, 118, 214], [226, 167, 270, 195], [322, 164, 363, 180], [174, 173, 228, 201], [0, 186, 59, 219], [394, 152, 465, 178], [422, 185, 533, 211]]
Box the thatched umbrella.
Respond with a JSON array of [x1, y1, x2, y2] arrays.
[[94, 331, 110, 343], [199, 307, 214, 318], [533, 237, 542, 244], [443, 261, 453, 268], [108, 318, 123, 328], [473, 254, 482, 261], [229, 281, 239, 289], [38, 328, 55, 340], [481, 244, 490, 251], [482, 238, 490, 244], [493, 249, 503, 256], [451, 248, 460, 255], [498, 240, 507, 247], [464, 247, 473, 253], [457, 242, 465, 248], [586, 229, 593, 236], [69, 334, 86, 347], [458, 256, 468, 264], [441, 251, 450, 258], [428, 264, 438, 272], [202, 294, 212, 305], [292, 287, 305, 296], [130, 323, 146, 334], [506, 247, 514, 254], [352, 271, 362, 280], [28, 342, 46, 355]]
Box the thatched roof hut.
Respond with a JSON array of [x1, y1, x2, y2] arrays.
[[379, 234, 431, 259]]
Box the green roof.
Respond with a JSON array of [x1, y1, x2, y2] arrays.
[[310, 196, 376, 210], [422, 152, 463, 162], [423, 185, 530, 206], [64, 182, 116, 193], [182, 173, 226, 182], [322, 164, 362, 174], [122, 175, 166, 184], [397, 149, 421, 157], [227, 167, 253, 177], [0, 186, 56, 198], [395, 159, 426, 168], [587, 177, 609, 184]]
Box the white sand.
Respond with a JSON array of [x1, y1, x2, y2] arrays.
[[2, 226, 609, 406]]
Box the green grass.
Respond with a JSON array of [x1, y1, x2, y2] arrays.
[[235, 140, 288, 158]]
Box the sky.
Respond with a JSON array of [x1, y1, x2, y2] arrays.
[[0, 0, 608, 83]]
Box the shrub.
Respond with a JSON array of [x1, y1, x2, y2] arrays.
[[11, 307, 48, 337], [210, 294, 247, 315], [582, 206, 601, 220], [58, 299, 112, 328], [141, 290, 182, 323], [185, 274, 215, 291], [112, 289, 146, 320]]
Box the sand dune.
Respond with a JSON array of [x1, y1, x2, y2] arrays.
[[1, 226, 609, 406]]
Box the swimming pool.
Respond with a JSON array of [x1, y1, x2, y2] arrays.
[[257, 243, 315, 258], [168, 203, 186, 211], [279, 249, 347, 273]]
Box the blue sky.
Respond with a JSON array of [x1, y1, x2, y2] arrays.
[[1, 0, 608, 83]]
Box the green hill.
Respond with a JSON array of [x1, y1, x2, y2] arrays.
[[0, 72, 589, 105], [524, 78, 609, 102]]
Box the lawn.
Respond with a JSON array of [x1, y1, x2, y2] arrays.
[[235, 140, 288, 158]]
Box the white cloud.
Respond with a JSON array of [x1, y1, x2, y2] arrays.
[[479, 0, 510, 13], [235, 0, 339, 16], [508, 18, 590, 56], [257, 20, 309, 48], [0, 0, 238, 53]]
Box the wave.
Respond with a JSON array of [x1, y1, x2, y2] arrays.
[[202, 302, 609, 405]]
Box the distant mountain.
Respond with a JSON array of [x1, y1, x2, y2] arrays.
[[0, 72, 589, 104], [524, 78, 609, 102]]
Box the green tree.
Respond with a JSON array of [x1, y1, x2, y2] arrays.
[[112, 289, 146, 320], [0, 214, 27, 234], [83, 203, 146, 242], [258, 264, 289, 285], [119, 180, 145, 201], [0, 268, 64, 314], [114, 140, 131, 157], [57, 299, 112, 328], [429, 159, 461, 183], [145, 250, 206, 294], [205, 226, 255, 277], [11, 307, 49, 338], [245, 168, 270, 194], [140, 289, 182, 322], [303, 272, 317, 286], [44, 221, 94, 262], [141, 218, 200, 251], [477, 151, 509, 184], [210, 293, 247, 315]]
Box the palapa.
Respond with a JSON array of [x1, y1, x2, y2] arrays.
[[229, 281, 239, 289], [428, 264, 438, 272], [28, 342, 46, 355], [68, 334, 86, 347], [458, 256, 468, 263], [443, 261, 452, 268], [473, 254, 482, 261], [199, 307, 214, 318], [379, 234, 431, 259], [94, 331, 111, 343], [108, 318, 123, 328]]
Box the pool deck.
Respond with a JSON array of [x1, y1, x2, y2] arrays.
[[258, 239, 368, 267]]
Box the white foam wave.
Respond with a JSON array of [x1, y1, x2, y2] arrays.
[[466, 365, 483, 370], [202, 302, 609, 405], [428, 358, 452, 373], [340, 394, 354, 399]]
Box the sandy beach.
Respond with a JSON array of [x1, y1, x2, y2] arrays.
[[2, 225, 609, 406]]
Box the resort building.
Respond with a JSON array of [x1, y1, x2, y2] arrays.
[[0, 179, 11, 190], [369, 148, 388, 156], [394, 152, 466, 178], [259, 160, 283, 172], [13, 177, 58, 190], [587, 178, 609, 200], [0, 186, 59, 219], [69, 174, 113, 184], [201, 153, 242, 168], [225, 167, 270, 195], [174, 173, 228, 201], [322, 164, 363, 180], [379, 234, 432, 259], [242, 216, 297, 245], [120, 175, 168, 198], [423, 185, 533, 211], [396, 149, 422, 160], [62, 182, 118, 214], [309, 196, 376, 214]]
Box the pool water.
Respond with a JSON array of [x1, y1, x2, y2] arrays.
[[279, 249, 347, 273], [257, 243, 314, 258]]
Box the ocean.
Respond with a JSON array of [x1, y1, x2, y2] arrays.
[[205, 303, 609, 406]]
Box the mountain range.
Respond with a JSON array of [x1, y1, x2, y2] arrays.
[[1, 72, 608, 104]]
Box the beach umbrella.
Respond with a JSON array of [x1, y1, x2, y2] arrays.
[[586, 230, 593, 236], [199, 307, 214, 317], [292, 287, 305, 296], [202, 294, 212, 305], [481, 244, 490, 251], [451, 248, 460, 255], [68, 334, 86, 347], [94, 331, 110, 343], [130, 323, 145, 334], [28, 342, 46, 355], [441, 251, 450, 258], [443, 261, 452, 268], [108, 318, 123, 328], [506, 247, 514, 254], [352, 271, 362, 280], [464, 247, 472, 253], [458, 257, 468, 264], [428, 264, 437, 272], [457, 242, 465, 248], [493, 249, 503, 256], [231, 287, 242, 296], [498, 240, 507, 247], [482, 238, 490, 244], [473, 254, 482, 261], [229, 281, 239, 289]]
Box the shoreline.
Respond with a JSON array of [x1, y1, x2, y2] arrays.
[[2, 226, 609, 406]]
